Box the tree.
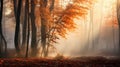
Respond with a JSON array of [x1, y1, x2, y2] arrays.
[[38, 0, 92, 57], [21, 0, 30, 57], [117, 0, 120, 53], [40, 0, 51, 57], [30, 0, 37, 57], [22, 0, 27, 50], [88, 6, 94, 50], [117, 0, 120, 54], [13, 0, 22, 55], [0, 0, 7, 58]]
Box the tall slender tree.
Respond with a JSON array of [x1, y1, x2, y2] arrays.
[[13, 0, 22, 55], [46, 0, 55, 57], [90, 6, 94, 49], [40, 0, 48, 57], [117, 0, 120, 53], [22, 0, 28, 50], [0, 0, 7, 58], [30, 0, 37, 57], [26, 0, 30, 58]]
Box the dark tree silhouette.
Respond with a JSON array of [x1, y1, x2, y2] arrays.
[[30, 0, 37, 57], [13, 0, 22, 55], [26, 0, 30, 58], [0, 0, 7, 58], [22, 1, 27, 50]]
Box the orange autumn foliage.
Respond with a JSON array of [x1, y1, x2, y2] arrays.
[[37, 0, 94, 45], [52, 0, 92, 38], [33, 0, 93, 44]]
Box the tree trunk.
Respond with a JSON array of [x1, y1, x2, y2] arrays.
[[13, 0, 22, 55], [117, 0, 120, 53], [22, 0, 28, 51], [90, 6, 94, 49], [30, 0, 37, 57], [40, 0, 48, 57], [45, 0, 55, 57], [26, 13, 30, 58], [0, 0, 7, 58], [26, 0, 30, 58]]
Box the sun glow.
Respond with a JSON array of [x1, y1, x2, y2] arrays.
[[5, 2, 12, 15], [59, 0, 73, 8], [5, 8, 12, 15], [54, 0, 118, 57]]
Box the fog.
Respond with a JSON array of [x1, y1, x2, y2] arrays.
[[2, 0, 119, 57], [55, 0, 119, 57]]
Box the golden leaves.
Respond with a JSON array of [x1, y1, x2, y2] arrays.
[[34, 0, 93, 44], [53, 0, 92, 38]]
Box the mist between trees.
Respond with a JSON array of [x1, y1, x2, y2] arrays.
[[0, 0, 120, 58]]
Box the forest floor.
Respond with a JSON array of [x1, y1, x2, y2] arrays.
[[0, 56, 120, 67]]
